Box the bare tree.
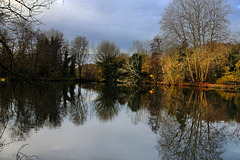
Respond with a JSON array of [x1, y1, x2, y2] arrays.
[[150, 35, 162, 58], [159, 0, 231, 82], [95, 40, 120, 63], [11, 21, 36, 58], [71, 36, 89, 80], [0, 0, 55, 25], [160, 0, 231, 49], [130, 40, 151, 56]]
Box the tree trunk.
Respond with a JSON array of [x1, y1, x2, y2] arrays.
[[78, 65, 82, 80]]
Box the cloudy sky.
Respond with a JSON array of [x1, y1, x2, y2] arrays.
[[40, 0, 240, 51]]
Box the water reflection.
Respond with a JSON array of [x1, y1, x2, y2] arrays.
[[147, 87, 240, 160], [0, 82, 240, 159], [93, 84, 121, 121], [67, 84, 88, 125]]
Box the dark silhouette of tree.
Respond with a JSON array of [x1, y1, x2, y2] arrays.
[[95, 40, 120, 82], [37, 29, 64, 78], [69, 85, 88, 125], [62, 42, 71, 77], [71, 36, 89, 80], [69, 55, 76, 78], [93, 84, 120, 121], [150, 35, 162, 58], [127, 88, 143, 112]]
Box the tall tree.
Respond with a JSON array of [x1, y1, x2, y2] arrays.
[[150, 35, 163, 83], [69, 55, 76, 78], [160, 0, 231, 49], [150, 35, 162, 57], [71, 36, 89, 80], [37, 29, 64, 78], [95, 40, 120, 82], [130, 40, 151, 56], [62, 42, 71, 78], [159, 0, 231, 82], [45, 29, 64, 69]]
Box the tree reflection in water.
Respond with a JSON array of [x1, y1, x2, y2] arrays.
[[93, 83, 121, 121], [68, 84, 88, 125], [0, 82, 239, 159], [147, 87, 240, 160], [0, 82, 90, 151]]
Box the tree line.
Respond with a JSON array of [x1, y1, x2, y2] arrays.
[[0, 0, 239, 84]]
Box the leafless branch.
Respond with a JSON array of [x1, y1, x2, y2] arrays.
[[0, 0, 56, 25]]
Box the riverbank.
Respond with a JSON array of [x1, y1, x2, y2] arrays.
[[1, 77, 240, 91], [170, 82, 240, 91]]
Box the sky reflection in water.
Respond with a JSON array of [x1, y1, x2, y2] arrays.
[[0, 83, 240, 160]]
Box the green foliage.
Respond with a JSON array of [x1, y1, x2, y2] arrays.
[[95, 40, 120, 82], [125, 53, 151, 83], [228, 46, 240, 71], [98, 60, 119, 82], [216, 46, 240, 84], [129, 53, 143, 75], [217, 60, 240, 84]]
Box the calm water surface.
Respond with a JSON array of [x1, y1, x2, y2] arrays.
[[0, 82, 240, 160]]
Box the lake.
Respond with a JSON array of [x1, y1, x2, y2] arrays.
[[0, 82, 240, 160]]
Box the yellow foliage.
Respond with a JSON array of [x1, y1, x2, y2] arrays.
[[149, 74, 154, 80], [235, 60, 240, 71], [217, 61, 240, 84], [216, 74, 239, 84], [149, 89, 154, 94], [141, 56, 151, 74], [218, 91, 240, 108], [162, 54, 186, 84], [0, 78, 6, 82]]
